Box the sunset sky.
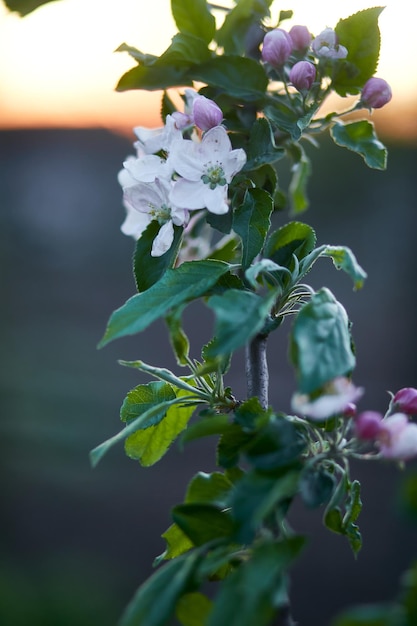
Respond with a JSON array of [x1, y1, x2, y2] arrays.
[[0, 0, 416, 139]]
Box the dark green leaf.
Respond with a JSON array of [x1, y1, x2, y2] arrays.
[[117, 64, 193, 92], [157, 32, 212, 67], [119, 552, 200, 626], [245, 117, 285, 170], [185, 472, 233, 508], [244, 417, 304, 472], [234, 396, 268, 430], [233, 188, 273, 269], [206, 538, 305, 626], [120, 381, 176, 424], [290, 288, 356, 394], [4, 0, 58, 15], [206, 289, 278, 357], [217, 424, 253, 468], [288, 145, 312, 213], [215, 0, 274, 55], [190, 56, 268, 101], [98, 260, 232, 347], [181, 413, 232, 445], [172, 503, 234, 546], [171, 0, 216, 43], [344, 480, 362, 525], [264, 101, 318, 142], [165, 307, 190, 366], [330, 120, 387, 170], [399, 473, 417, 524], [332, 604, 403, 626], [300, 466, 336, 509], [133, 222, 183, 292], [116, 43, 158, 66], [264, 221, 316, 285], [324, 507, 344, 534], [333, 7, 384, 96]]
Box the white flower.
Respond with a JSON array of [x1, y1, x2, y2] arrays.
[[312, 28, 348, 60], [169, 126, 246, 215], [123, 178, 189, 256], [134, 114, 181, 154], [291, 377, 363, 421], [378, 413, 417, 461]]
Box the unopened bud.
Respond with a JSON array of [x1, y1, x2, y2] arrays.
[[289, 25, 312, 53], [192, 96, 223, 131], [261, 28, 292, 66], [289, 61, 316, 91], [392, 387, 417, 415], [355, 411, 383, 440], [361, 77, 392, 109]]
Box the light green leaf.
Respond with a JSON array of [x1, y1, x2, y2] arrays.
[[98, 260, 232, 347], [333, 7, 384, 96], [165, 307, 190, 366], [290, 288, 356, 394], [120, 381, 176, 424], [330, 120, 387, 170], [323, 245, 367, 290], [289, 145, 312, 213], [190, 56, 268, 101], [233, 188, 273, 270], [171, 0, 216, 44], [185, 471, 233, 508], [176, 592, 213, 626], [206, 289, 278, 357], [124, 389, 198, 466], [158, 523, 194, 562], [119, 552, 200, 626]]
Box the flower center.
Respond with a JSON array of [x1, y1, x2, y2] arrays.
[[148, 203, 171, 225], [201, 163, 227, 190]]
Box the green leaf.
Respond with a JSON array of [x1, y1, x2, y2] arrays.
[[165, 307, 190, 366], [233, 188, 273, 270], [185, 471, 233, 508], [290, 288, 356, 394], [332, 604, 404, 626], [245, 117, 285, 170], [176, 592, 213, 626], [133, 222, 183, 292], [190, 56, 268, 101], [324, 507, 344, 534], [264, 100, 319, 142], [288, 144, 312, 214], [205, 289, 278, 357], [264, 221, 316, 287], [399, 473, 417, 524], [119, 552, 200, 626], [116, 43, 158, 66], [125, 388, 198, 466], [300, 466, 336, 509], [4, 0, 59, 16], [120, 381, 176, 424], [181, 413, 232, 446], [117, 63, 193, 91], [215, 0, 274, 55], [217, 424, 253, 468], [206, 538, 305, 626], [171, 0, 216, 44], [172, 503, 234, 546], [98, 260, 232, 347], [158, 523, 194, 562], [244, 417, 305, 472], [330, 120, 387, 170], [234, 396, 269, 430], [245, 259, 290, 289], [344, 480, 362, 526], [333, 7, 384, 96], [157, 32, 212, 67]]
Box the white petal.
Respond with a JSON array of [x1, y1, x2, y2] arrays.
[[170, 179, 207, 209], [124, 155, 171, 183], [170, 138, 203, 181], [381, 422, 417, 460], [203, 185, 229, 214], [121, 206, 151, 239], [124, 182, 163, 214], [222, 148, 247, 181], [151, 221, 174, 257], [200, 126, 231, 160]]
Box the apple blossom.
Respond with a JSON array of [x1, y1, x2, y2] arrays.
[[291, 377, 364, 421], [360, 77, 392, 109], [392, 387, 417, 415], [289, 25, 312, 53], [377, 413, 417, 460], [261, 28, 292, 66], [133, 114, 181, 154], [312, 28, 348, 60], [169, 126, 246, 215], [289, 61, 316, 91]]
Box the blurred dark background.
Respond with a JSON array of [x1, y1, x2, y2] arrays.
[[1, 127, 416, 625]]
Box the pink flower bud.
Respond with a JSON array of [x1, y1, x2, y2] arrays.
[[378, 413, 417, 461], [289, 25, 312, 53], [343, 403, 357, 418], [192, 96, 223, 131], [361, 77, 392, 109], [393, 387, 417, 415], [355, 411, 383, 440], [261, 28, 293, 66], [289, 61, 316, 91]]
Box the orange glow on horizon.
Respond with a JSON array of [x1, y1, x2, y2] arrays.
[[0, 0, 416, 141]]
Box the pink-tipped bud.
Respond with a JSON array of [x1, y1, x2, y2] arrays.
[[289, 61, 316, 91], [261, 28, 293, 66], [392, 387, 417, 415], [355, 411, 383, 440], [192, 96, 223, 131], [361, 77, 392, 109], [289, 25, 312, 53], [343, 403, 357, 418]]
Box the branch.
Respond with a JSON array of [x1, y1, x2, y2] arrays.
[[245, 333, 269, 409]]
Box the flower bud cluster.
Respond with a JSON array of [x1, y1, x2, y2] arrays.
[[260, 23, 391, 110], [118, 90, 246, 257]]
